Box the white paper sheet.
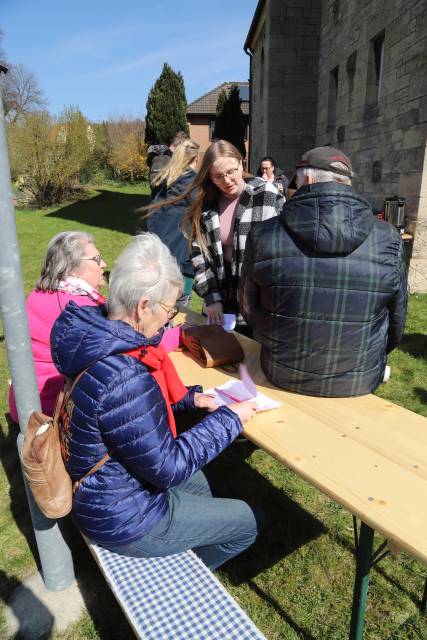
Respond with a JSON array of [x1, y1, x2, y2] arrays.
[[206, 379, 282, 412]]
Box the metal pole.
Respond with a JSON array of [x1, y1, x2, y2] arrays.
[[0, 77, 75, 590]]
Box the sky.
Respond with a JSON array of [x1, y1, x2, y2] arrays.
[[1, 0, 259, 122]]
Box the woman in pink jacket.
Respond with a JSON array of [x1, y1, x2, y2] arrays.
[[9, 231, 107, 422]]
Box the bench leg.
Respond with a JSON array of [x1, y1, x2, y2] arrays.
[[349, 520, 375, 640]]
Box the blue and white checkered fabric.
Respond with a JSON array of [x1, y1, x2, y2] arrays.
[[88, 543, 266, 640]]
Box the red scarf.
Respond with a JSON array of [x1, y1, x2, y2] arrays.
[[125, 344, 188, 438]]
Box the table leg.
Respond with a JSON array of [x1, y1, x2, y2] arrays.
[[349, 520, 375, 640]]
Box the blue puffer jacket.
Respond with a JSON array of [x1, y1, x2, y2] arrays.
[[240, 182, 408, 397], [51, 302, 242, 545]]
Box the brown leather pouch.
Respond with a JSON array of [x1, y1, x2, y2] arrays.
[[181, 324, 244, 368]]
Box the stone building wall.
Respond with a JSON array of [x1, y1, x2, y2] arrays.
[[248, 0, 321, 176], [315, 0, 427, 290], [246, 0, 427, 291]]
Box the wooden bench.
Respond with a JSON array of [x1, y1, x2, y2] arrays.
[[171, 309, 427, 640], [85, 539, 266, 640]]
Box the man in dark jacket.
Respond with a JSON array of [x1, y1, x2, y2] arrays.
[[240, 146, 408, 397]]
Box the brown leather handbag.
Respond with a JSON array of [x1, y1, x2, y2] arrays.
[[180, 324, 245, 368], [21, 371, 110, 519]]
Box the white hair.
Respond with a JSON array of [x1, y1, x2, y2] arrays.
[[296, 161, 352, 188], [107, 233, 183, 317], [36, 231, 95, 291]]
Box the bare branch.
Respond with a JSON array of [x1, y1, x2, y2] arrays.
[[1, 63, 48, 123]]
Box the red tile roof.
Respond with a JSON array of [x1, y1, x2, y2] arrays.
[[187, 82, 249, 115]]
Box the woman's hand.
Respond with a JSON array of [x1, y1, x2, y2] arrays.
[[228, 401, 258, 424], [194, 392, 218, 412], [206, 302, 224, 326]]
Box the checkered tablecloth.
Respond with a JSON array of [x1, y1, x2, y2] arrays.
[[88, 543, 266, 640]]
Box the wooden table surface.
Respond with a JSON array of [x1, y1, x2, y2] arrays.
[[171, 310, 427, 566]]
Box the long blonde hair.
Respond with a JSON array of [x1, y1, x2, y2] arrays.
[[183, 140, 252, 255], [142, 140, 250, 256], [152, 138, 200, 187]]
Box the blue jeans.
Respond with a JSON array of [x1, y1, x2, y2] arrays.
[[102, 471, 262, 570]]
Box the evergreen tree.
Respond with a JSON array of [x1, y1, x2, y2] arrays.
[[214, 84, 246, 158], [145, 63, 189, 145]]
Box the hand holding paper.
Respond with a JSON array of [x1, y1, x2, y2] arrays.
[[209, 363, 282, 412]]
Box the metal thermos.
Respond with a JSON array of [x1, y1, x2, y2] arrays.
[[383, 196, 406, 229]]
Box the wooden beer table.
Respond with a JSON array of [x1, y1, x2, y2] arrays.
[[171, 310, 427, 640]]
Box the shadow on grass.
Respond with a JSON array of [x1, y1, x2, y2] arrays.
[[398, 333, 427, 360], [328, 520, 426, 611], [0, 415, 41, 575], [203, 439, 325, 585], [0, 570, 54, 639], [45, 189, 150, 236], [414, 387, 427, 404], [248, 579, 316, 640]]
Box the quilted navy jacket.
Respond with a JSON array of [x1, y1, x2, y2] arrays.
[[51, 302, 242, 545], [240, 182, 408, 397]]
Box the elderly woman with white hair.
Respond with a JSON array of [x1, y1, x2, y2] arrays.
[[50, 233, 261, 570], [8, 230, 106, 423]]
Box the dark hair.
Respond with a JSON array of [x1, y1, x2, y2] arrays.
[[256, 156, 276, 178], [260, 156, 276, 168]]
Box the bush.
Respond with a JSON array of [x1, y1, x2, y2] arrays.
[[7, 107, 94, 206], [106, 118, 148, 182]]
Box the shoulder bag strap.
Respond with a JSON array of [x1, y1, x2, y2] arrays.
[[54, 367, 113, 494], [73, 450, 112, 494]]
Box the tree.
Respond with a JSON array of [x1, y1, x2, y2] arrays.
[[107, 117, 147, 182], [214, 84, 246, 158], [145, 63, 189, 146], [80, 121, 112, 183], [1, 63, 48, 123]]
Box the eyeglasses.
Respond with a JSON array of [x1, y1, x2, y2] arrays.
[[81, 254, 103, 266], [158, 302, 179, 321], [210, 165, 240, 182]]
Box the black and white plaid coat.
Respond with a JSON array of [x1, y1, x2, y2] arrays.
[[191, 178, 284, 321]]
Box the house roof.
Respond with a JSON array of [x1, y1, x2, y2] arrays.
[[187, 82, 249, 115]]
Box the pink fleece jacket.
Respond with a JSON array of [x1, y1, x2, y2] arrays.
[[8, 290, 183, 423], [8, 290, 98, 423]]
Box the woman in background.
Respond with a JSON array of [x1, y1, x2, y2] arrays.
[[8, 231, 106, 422], [257, 156, 289, 195], [184, 140, 284, 335], [145, 138, 199, 306]]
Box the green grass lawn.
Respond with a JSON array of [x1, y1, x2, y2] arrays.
[[1, 183, 426, 639]]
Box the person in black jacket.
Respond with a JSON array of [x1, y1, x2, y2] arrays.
[[240, 146, 408, 397], [145, 139, 199, 306]]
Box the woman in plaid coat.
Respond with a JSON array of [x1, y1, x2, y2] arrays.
[[183, 140, 285, 333]]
